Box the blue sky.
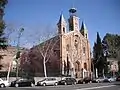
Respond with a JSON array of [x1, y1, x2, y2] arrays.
[[4, 0, 120, 49]]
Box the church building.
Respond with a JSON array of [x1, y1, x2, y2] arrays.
[[57, 8, 91, 78], [20, 8, 92, 78]]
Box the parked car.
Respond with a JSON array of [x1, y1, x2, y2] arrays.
[[58, 77, 77, 85], [78, 77, 92, 84], [92, 77, 105, 83], [0, 78, 10, 88], [116, 76, 120, 81], [103, 77, 116, 82], [10, 78, 35, 87], [37, 78, 58, 86]]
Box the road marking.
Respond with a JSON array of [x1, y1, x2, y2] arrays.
[[76, 85, 116, 90]]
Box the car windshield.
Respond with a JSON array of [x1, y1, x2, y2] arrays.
[[0, 78, 3, 81], [46, 78, 56, 81], [40, 78, 46, 81], [98, 77, 104, 79], [15, 78, 27, 82], [107, 77, 111, 79], [61, 78, 66, 80]]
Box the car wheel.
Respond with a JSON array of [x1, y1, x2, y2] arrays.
[[89, 81, 92, 83], [64, 82, 67, 85], [74, 82, 76, 85], [43, 83, 46, 86], [97, 80, 100, 83], [109, 80, 111, 83], [31, 83, 34, 87], [0, 84, 5, 88], [83, 81, 85, 84], [54, 82, 58, 86], [15, 84, 19, 87]]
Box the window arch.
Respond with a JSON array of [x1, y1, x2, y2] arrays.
[[83, 47, 85, 54], [66, 44, 69, 51], [75, 61, 80, 71], [63, 27, 65, 33], [84, 63, 87, 70]]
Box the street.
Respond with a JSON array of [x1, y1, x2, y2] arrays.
[[1, 82, 120, 90]]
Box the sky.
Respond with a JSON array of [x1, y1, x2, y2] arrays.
[[4, 0, 120, 49]]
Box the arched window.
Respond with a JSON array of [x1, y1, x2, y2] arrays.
[[85, 34, 87, 38], [63, 27, 65, 33], [67, 55, 70, 75], [74, 35, 79, 49], [66, 44, 69, 51], [64, 60, 67, 74], [75, 61, 80, 71], [83, 47, 85, 54], [84, 63, 87, 70], [74, 40, 78, 49]]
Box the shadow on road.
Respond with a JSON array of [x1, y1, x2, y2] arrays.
[[113, 81, 120, 86]]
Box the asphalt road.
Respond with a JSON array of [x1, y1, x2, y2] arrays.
[[0, 82, 120, 90]]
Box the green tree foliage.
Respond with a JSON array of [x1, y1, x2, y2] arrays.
[[102, 33, 120, 72], [93, 32, 107, 77], [0, 0, 8, 51], [102, 33, 120, 59], [0, 0, 8, 69]]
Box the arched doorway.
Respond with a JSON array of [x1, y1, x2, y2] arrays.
[[66, 55, 70, 76], [83, 63, 88, 78], [84, 63, 87, 70], [75, 61, 80, 78], [64, 60, 67, 75]]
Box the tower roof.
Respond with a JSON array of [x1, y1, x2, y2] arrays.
[[81, 21, 87, 30], [57, 13, 66, 24]]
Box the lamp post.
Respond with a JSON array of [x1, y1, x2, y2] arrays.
[[16, 28, 24, 79]]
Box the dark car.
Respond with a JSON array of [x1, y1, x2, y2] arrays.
[[116, 76, 120, 81], [78, 77, 92, 84], [10, 78, 35, 87], [58, 77, 77, 85]]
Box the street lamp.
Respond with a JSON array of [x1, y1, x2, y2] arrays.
[[16, 28, 24, 79]]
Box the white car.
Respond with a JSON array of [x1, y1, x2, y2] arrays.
[[0, 78, 10, 88], [103, 77, 116, 82], [37, 78, 58, 86]]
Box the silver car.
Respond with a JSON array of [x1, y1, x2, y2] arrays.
[[37, 78, 58, 86], [92, 77, 105, 83]]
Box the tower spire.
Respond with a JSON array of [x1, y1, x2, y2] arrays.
[[81, 21, 87, 30], [57, 13, 66, 34], [58, 13, 66, 24], [80, 21, 88, 39]]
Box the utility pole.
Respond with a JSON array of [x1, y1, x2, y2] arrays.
[[16, 28, 24, 79]]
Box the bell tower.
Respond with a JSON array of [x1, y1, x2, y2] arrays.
[[80, 21, 88, 39], [68, 8, 80, 31], [57, 14, 67, 35]]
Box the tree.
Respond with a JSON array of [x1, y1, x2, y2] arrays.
[[19, 49, 35, 78], [0, 0, 8, 49], [102, 33, 120, 73], [0, 0, 8, 69], [102, 33, 120, 59], [93, 32, 107, 77], [35, 35, 59, 77], [20, 31, 60, 77]]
